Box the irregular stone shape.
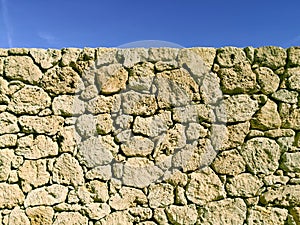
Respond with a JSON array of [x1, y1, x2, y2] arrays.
[[247, 206, 288, 225], [219, 94, 259, 123], [0, 183, 25, 209], [57, 126, 78, 154], [122, 158, 164, 188], [95, 114, 113, 135], [186, 123, 208, 140], [26, 206, 54, 225], [16, 135, 58, 159], [280, 152, 300, 172], [128, 62, 155, 92], [109, 187, 147, 210], [288, 47, 300, 66], [173, 104, 214, 123], [95, 48, 117, 66], [24, 184, 68, 207], [80, 84, 98, 100], [121, 136, 154, 156], [287, 67, 300, 91], [128, 206, 153, 221], [263, 175, 289, 186], [216, 47, 248, 67], [85, 165, 112, 181], [188, 47, 216, 68], [61, 48, 81, 66], [77, 180, 109, 204], [226, 173, 264, 197], [251, 100, 281, 130], [4, 56, 43, 84], [75, 114, 97, 138], [264, 128, 295, 138], [260, 185, 300, 207], [0, 112, 19, 134], [30, 48, 61, 69], [186, 167, 226, 205], [7, 85, 51, 114], [241, 137, 280, 175], [290, 207, 300, 225], [86, 94, 121, 114], [52, 153, 84, 186], [255, 67, 280, 94], [272, 89, 299, 103], [83, 203, 110, 220], [165, 205, 197, 225], [282, 108, 300, 130], [212, 149, 246, 176], [77, 136, 115, 168], [148, 183, 174, 208], [155, 68, 199, 108], [117, 48, 149, 68], [218, 62, 257, 94], [95, 63, 128, 94], [99, 210, 134, 225], [0, 77, 9, 95], [41, 66, 84, 94], [0, 149, 15, 181], [53, 212, 88, 225], [52, 95, 85, 116], [18, 115, 64, 135], [121, 91, 157, 116], [0, 134, 17, 147], [8, 206, 30, 225], [255, 46, 287, 69], [18, 159, 50, 192], [198, 198, 247, 224], [148, 48, 178, 62], [133, 111, 172, 137]]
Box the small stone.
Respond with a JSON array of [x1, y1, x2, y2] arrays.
[[216, 47, 248, 67], [0, 149, 15, 181], [95, 114, 113, 134], [52, 95, 85, 116], [165, 169, 188, 187], [30, 48, 61, 69], [148, 183, 174, 208], [4, 56, 43, 84], [263, 175, 289, 186], [280, 152, 300, 172], [26, 206, 54, 225], [255, 67, 280, 94], [186, 167, 226, 205], [240, 137, 280, 175], [57, 126, 79, 154], [0, 134, 17, 147], [185, 123, 208, 140], [173, 104, 214, 123], [287, 68, 300, 91], [128, 62, 155, 92], [85, 165, 112, 181], [282, 108, 300, 130], [61, 48, 81, 66], [121, 136, 154, 156], [264, 129, 295, 138], [148, 48, 178, 62], [272, 89, 299, 103], [189, 47, 216, 68], [153, 208, 169, 225], [165, 205, 198, 225], [117, 48, 148, 68], [0, 183, 25, 209], [99, 210, 134, 225], [0, 77, 9, 95], [86, 94, 121, 114], [247, 206, 288, 225], [0, 112, 19, 135], [53, 212, 88, 225], [8, 206, 30, 225], [95, 48, 117, 66], [80, 85, 98, 100], [288, 47, 300, 66], [24, 184, 68, 207], [255, 46, 287, 69], [129, 206, 153, 221], [251, 100, 281, 130], [84, 203, 111, 220]]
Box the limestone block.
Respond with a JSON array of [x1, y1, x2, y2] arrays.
[[0, 112, 19, 135], [121, 136, 154, 157], [95, 48, 117, 66], [128, 62, 155, 92], [280, 152, 300, 172], [0, 149, 15, 181], [272, 89, 299, 103], [0, 134, 17, 148], [98, 210, 134, 225], [255, 67, 280, 94], [25, 206, 54, 225], [216, 47, 248, 67], [8, 206, 30, 225], [83, 203, 110, 220], [165, 205, 198, 225], [61, 48, 81, 66], [0, 183, 25, 209], [288, 47, 300, 66], [148, 183, 174, 208], [30, 48, 61, 69], [52, 95, 85, 116], [86, 94, 121, 114], [117, 48, 149, 68], [255, 46, 287, 69], [282, 108, 300, 130], [247, 206, 288, 225], [287, 67, 300, 91], [53, 212, 88, 225]]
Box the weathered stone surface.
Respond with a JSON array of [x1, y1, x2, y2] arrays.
[[7, 85, 51, 114], [280, 152, 300, 172], [148, 183, 174, 208], [8, 206, 30, 225], [198, 198, 247, 224], [264, 128, 295, 138], [173, 104, 214, 123], [255, 46, 287, 69], [241, 137, 280, 175], [0, 134, 17, 147], [121, 136, 154, 156], [189, 47, 216, 68], [30, 48, 61, 69], [85, 165, 112, 181], [218, 62, 257, 94], [290, 207, 300, 225], [18, 159, 50, 192], [0, 112, 19, 134], [219, 94, 259, 123], [61, 48, 81, 66], [255, 67, 280, 94], [86, 94, 121, 114], [95, 63, 128, 94], [186, 123, 208, 140], [4, 56, 43, 84], [80, 84, 98, 100], [16, 135, 58, 159], [212, 149, 246, 176], [77, 180, 109, 204], [53, 95, 85, 116], [26, 206, 54, 225], [226, 173, 264, 197], [52, 153, 84, 186], [0, 149, 15, 181], [24, 184, 68, 207], [186, 167, 225, 205], [99, 210, 134, 225], [247, 206, 288, 225], [0, 77, 9, 95], [148, 48, 178, 62], [0, 183, 25, 209], [272, 89, 299, 103], [251, 100, 281, 130], [287, 68, 300, 91], [84, 203, 110, 220], [282, 108, 300, 130], [95, 48, 117, 66], [288, 47, 300, 66], [117, 48, 148, 68], [165, 205, 197, 225], [128, 62, 155, 92], [41, 66, 84, 94], [95, 113, 113, 135], [216, 47, 248, 67], [128, 206, 152, 222], [53, 212, 88, 225]]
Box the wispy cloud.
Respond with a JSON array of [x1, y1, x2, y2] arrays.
[[38, 31, 57, 45], [1, 0, 12, 47]]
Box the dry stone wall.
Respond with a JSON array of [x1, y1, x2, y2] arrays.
[[0, 46, 299, 224]]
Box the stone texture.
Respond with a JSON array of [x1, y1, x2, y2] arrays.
[[0, 183, 25, 209], [30, 48, 61, 69], [26, 206, 54, 225], [247, 206, 288, 225], [53, 212, 88, 225], [121, 136, 154, 156], [282, 108, 300, 130], [0, 149, 15, 181], [128, 62, 155, 92], [216, 47, 248, 67], [52, 95, 85, 116], [99, 210, 134, 225], [165, 205, 198, 225], [255, 67, 280, 94], [83, 203, 110, 220], [0, 112, 19, 134], [288, 47, 300, 66], [8, 206, 30, 225], [0, 134, 17, 148], [287, 67, 300, 91], [272, 89, 299, 103], [86, 94, 121, 114], [255, 46, 287, 69], [148, 183, 174, 208], [280, 152, 300, 172]]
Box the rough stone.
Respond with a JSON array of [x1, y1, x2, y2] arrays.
[[80, 84, 98, 100], [121, 136, 154, 156], [128, 62, 155, 92], [288, 47, 300, 66], [95, 48, 117, 66], [148, 183, 174, 208], [241, 137, 280, 175], [0, 112, 19, 134], [4, 56, 43, 84], [117, 48, 148, 68], [52, 95, 85, 116], [189, 47, 216, 68], [0, 134, 17, 147], [77, 180, 109, 204], [165, 205, 198, 225], [287, 68, 300, 91], [30, 48, 61, 69], [57, 126, 79, 154], [173, 104, 214, 123], [7, 85, 51, 114], [85, 165, 112, 181], [24, 184, 68, 207], [0, 149, 15, 181], [61, 48, 81, 66], [198, 198, 247, 224], [264, 128, 295, 138], [280, 152, 300, 172], [247, 206, 288, 225], [212, 149, 246, 176], [255, 46, 287, 69], [290, 207, 300, 225], [8, 206, 30, 225], [16, 135, 58, 159], [52, 153, 84, 186], [18, 159, 50, 192], [255, 67, 280, 94], [185, 123, 208, 140], [251, 100, 281, 130], [84, 203, 111, 220], [99, 210, 134, 225], [86, 94, 121, 114], [186, 167, 226, 205], [216, 47, 248, 67], [148, 48, 178, 62], [0, 77, 9, 95], [95, 113, 113, 135], [0, 183, 25, 209], [272, 89, 299, 103], [26, 206, 54, 225], [282, 108, 300, 130], [53, 212, 88, 225]]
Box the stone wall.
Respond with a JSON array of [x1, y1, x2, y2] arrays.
[[0, 46, 299, 224]]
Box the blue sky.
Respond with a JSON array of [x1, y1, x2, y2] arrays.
[[1, 0, 300, 49]]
